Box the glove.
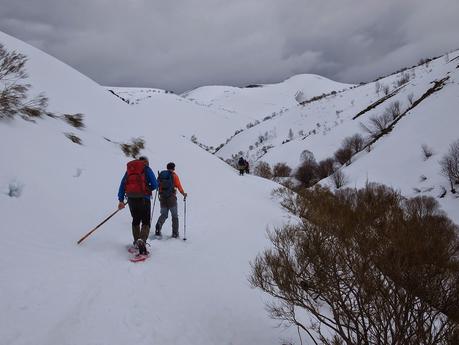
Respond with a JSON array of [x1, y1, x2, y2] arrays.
[[118, 201, 126, 210]]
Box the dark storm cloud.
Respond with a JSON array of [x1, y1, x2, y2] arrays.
[[0, 0, 458, 92]]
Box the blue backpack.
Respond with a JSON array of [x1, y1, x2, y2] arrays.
[[158, 170, 174, 198]]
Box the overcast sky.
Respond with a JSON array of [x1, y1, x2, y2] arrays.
[[0, 0, 458, 92]]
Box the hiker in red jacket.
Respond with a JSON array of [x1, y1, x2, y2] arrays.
[[118, 156, 158, 254], [155, 162, 187, 238]]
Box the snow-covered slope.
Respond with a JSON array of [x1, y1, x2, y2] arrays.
[[182, 74, 352, 122], [0, 31, 296, 345]]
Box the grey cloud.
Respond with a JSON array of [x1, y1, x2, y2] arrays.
[[0, 0, 458, 92]]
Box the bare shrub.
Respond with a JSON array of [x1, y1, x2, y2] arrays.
[[343, 133, 365, 154], [299, 149, 315, 163], [315, 158, 335, 179], [440, 139, 459, 193], [421, 144, 434, 160], [7, 181, 23, 197], [254, 161, 272, 179], [375, 81, 381, 95], [332, 169, 347, 188], [294, 157, 318, 188], [64, 132, 83, 145], [382, 84, 390, 95], [386, 100, 401, 120], [334, 147, 353, 165], [0, 44, 50, 121], [407, 93, 415, 105], [273, 162, 292, 178], [361, 112, 393, 139], [396, 72, 411, 87], [251, 184, 459, 345], [63, 113, 85, 129], [120, 137, 145, 158]]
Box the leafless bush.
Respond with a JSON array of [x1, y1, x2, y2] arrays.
[[251, 184, 459, 345], [375, 81, 381, 95], [7, 181, 23, 197], [332, 169, 347, 188], [273, 162, 292, 178], [343, 133, 365, 154], [334, 147, 353, 165], [0, 44, 50, 121], [254, 161, 273, 179], [63, 113, 85, 129], [64, 132, 83, 145], [361, 112, 393, 139], [120, 137, 145, 158], [422, 144, 434, 160], [382, 85, 390, 95], [396, 72, 411, 87], [386, 100, 401, 120], [294, 157, 318, 188], [407, 93, 415, 105], [315, 158, 336, 179], [440, 139, 459, 193], [299, 149, 315, 163]]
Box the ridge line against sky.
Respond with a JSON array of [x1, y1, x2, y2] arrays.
[[1, 0, 458, 93]]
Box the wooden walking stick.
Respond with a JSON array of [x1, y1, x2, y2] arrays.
[[77, 202, 127, 245]]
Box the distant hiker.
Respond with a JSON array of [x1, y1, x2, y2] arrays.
[[118, 156, 158, 255], [245, 160, 250, 174], [238, 157, 248, 175], [155, 162, 188, 238]]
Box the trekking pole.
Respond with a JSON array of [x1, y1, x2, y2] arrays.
[[77, 202, 127, 245], [151, 188, 158, 221], [183, 198, 187, 241]]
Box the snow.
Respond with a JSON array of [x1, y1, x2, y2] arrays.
[[0, 31, 297, 345], [1, 29, 458, 345]]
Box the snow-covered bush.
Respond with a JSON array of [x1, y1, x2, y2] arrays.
[[421, 144, 434, 160], [251, 184, 459, 345], [7, 181, 23, 197], [407, 93, 415, 105], [0, 44, 50, 121]]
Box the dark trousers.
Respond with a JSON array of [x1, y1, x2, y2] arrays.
[[128, 197, 151, 227]]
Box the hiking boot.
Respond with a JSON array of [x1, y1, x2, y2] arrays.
[[155, 224, 162, 237], [136, 239, 148, 255], [172, 231, 179, 239]]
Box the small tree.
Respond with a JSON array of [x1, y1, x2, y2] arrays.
[[361, 112, 393, 139], [254, 161, 272, 179], [407, 93, 415, 105], [386, 100, 401, 120], [440, 139, 459, 193], [0, 44, 50, 121], [273, 162, 292, 178]]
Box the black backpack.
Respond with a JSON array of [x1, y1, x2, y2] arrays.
[[158, 170, 174, 198]]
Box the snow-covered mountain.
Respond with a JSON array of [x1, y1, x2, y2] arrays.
[[0, 31, 297, 345]]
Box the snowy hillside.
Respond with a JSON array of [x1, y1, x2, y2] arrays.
[[0, 31, 297, 345], [181, 74, 352, 122], [212, 52, 459, 223]]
